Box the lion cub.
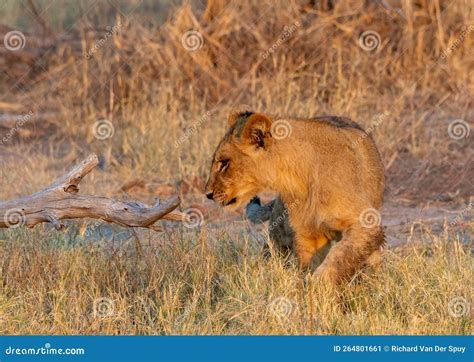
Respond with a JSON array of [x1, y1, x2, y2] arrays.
[[205, 110, 385, 284]]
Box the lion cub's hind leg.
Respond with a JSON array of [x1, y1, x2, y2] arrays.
[[294, 232, 332, 270], [310, 230, 341, 269], [315, 222, 385, 284]]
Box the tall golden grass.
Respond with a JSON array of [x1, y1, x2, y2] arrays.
[[1, 226, 472, 335]]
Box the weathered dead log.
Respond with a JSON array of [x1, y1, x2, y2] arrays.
[[0, 153, 184, 231]]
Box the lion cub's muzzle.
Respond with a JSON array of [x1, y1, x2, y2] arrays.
[[205, 188, 237, 207]]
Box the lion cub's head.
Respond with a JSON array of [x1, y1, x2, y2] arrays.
[[205, 111, 275, 209]]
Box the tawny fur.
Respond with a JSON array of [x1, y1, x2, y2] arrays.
[[205, 111, 385, 285]]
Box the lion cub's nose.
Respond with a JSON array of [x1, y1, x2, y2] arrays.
[[206, 192, 214, 200]]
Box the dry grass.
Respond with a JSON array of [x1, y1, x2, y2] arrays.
[[0, 226, 472, 335], [0, 0, 472, 335]]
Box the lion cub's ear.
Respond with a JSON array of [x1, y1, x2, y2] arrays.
[[227, 109, 253, 127], [241, 113, 273, 149], [228, 111, 241, 127]]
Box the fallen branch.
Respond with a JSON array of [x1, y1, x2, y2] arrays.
[[0, 154, 184, 231]]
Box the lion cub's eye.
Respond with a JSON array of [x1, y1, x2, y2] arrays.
[[218, 159, 230, 172]]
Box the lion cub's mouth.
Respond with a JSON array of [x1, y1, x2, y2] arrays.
[[224, 197, 237, 206]]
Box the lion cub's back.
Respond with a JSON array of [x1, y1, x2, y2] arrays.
[[285, 115, 385, 207]]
